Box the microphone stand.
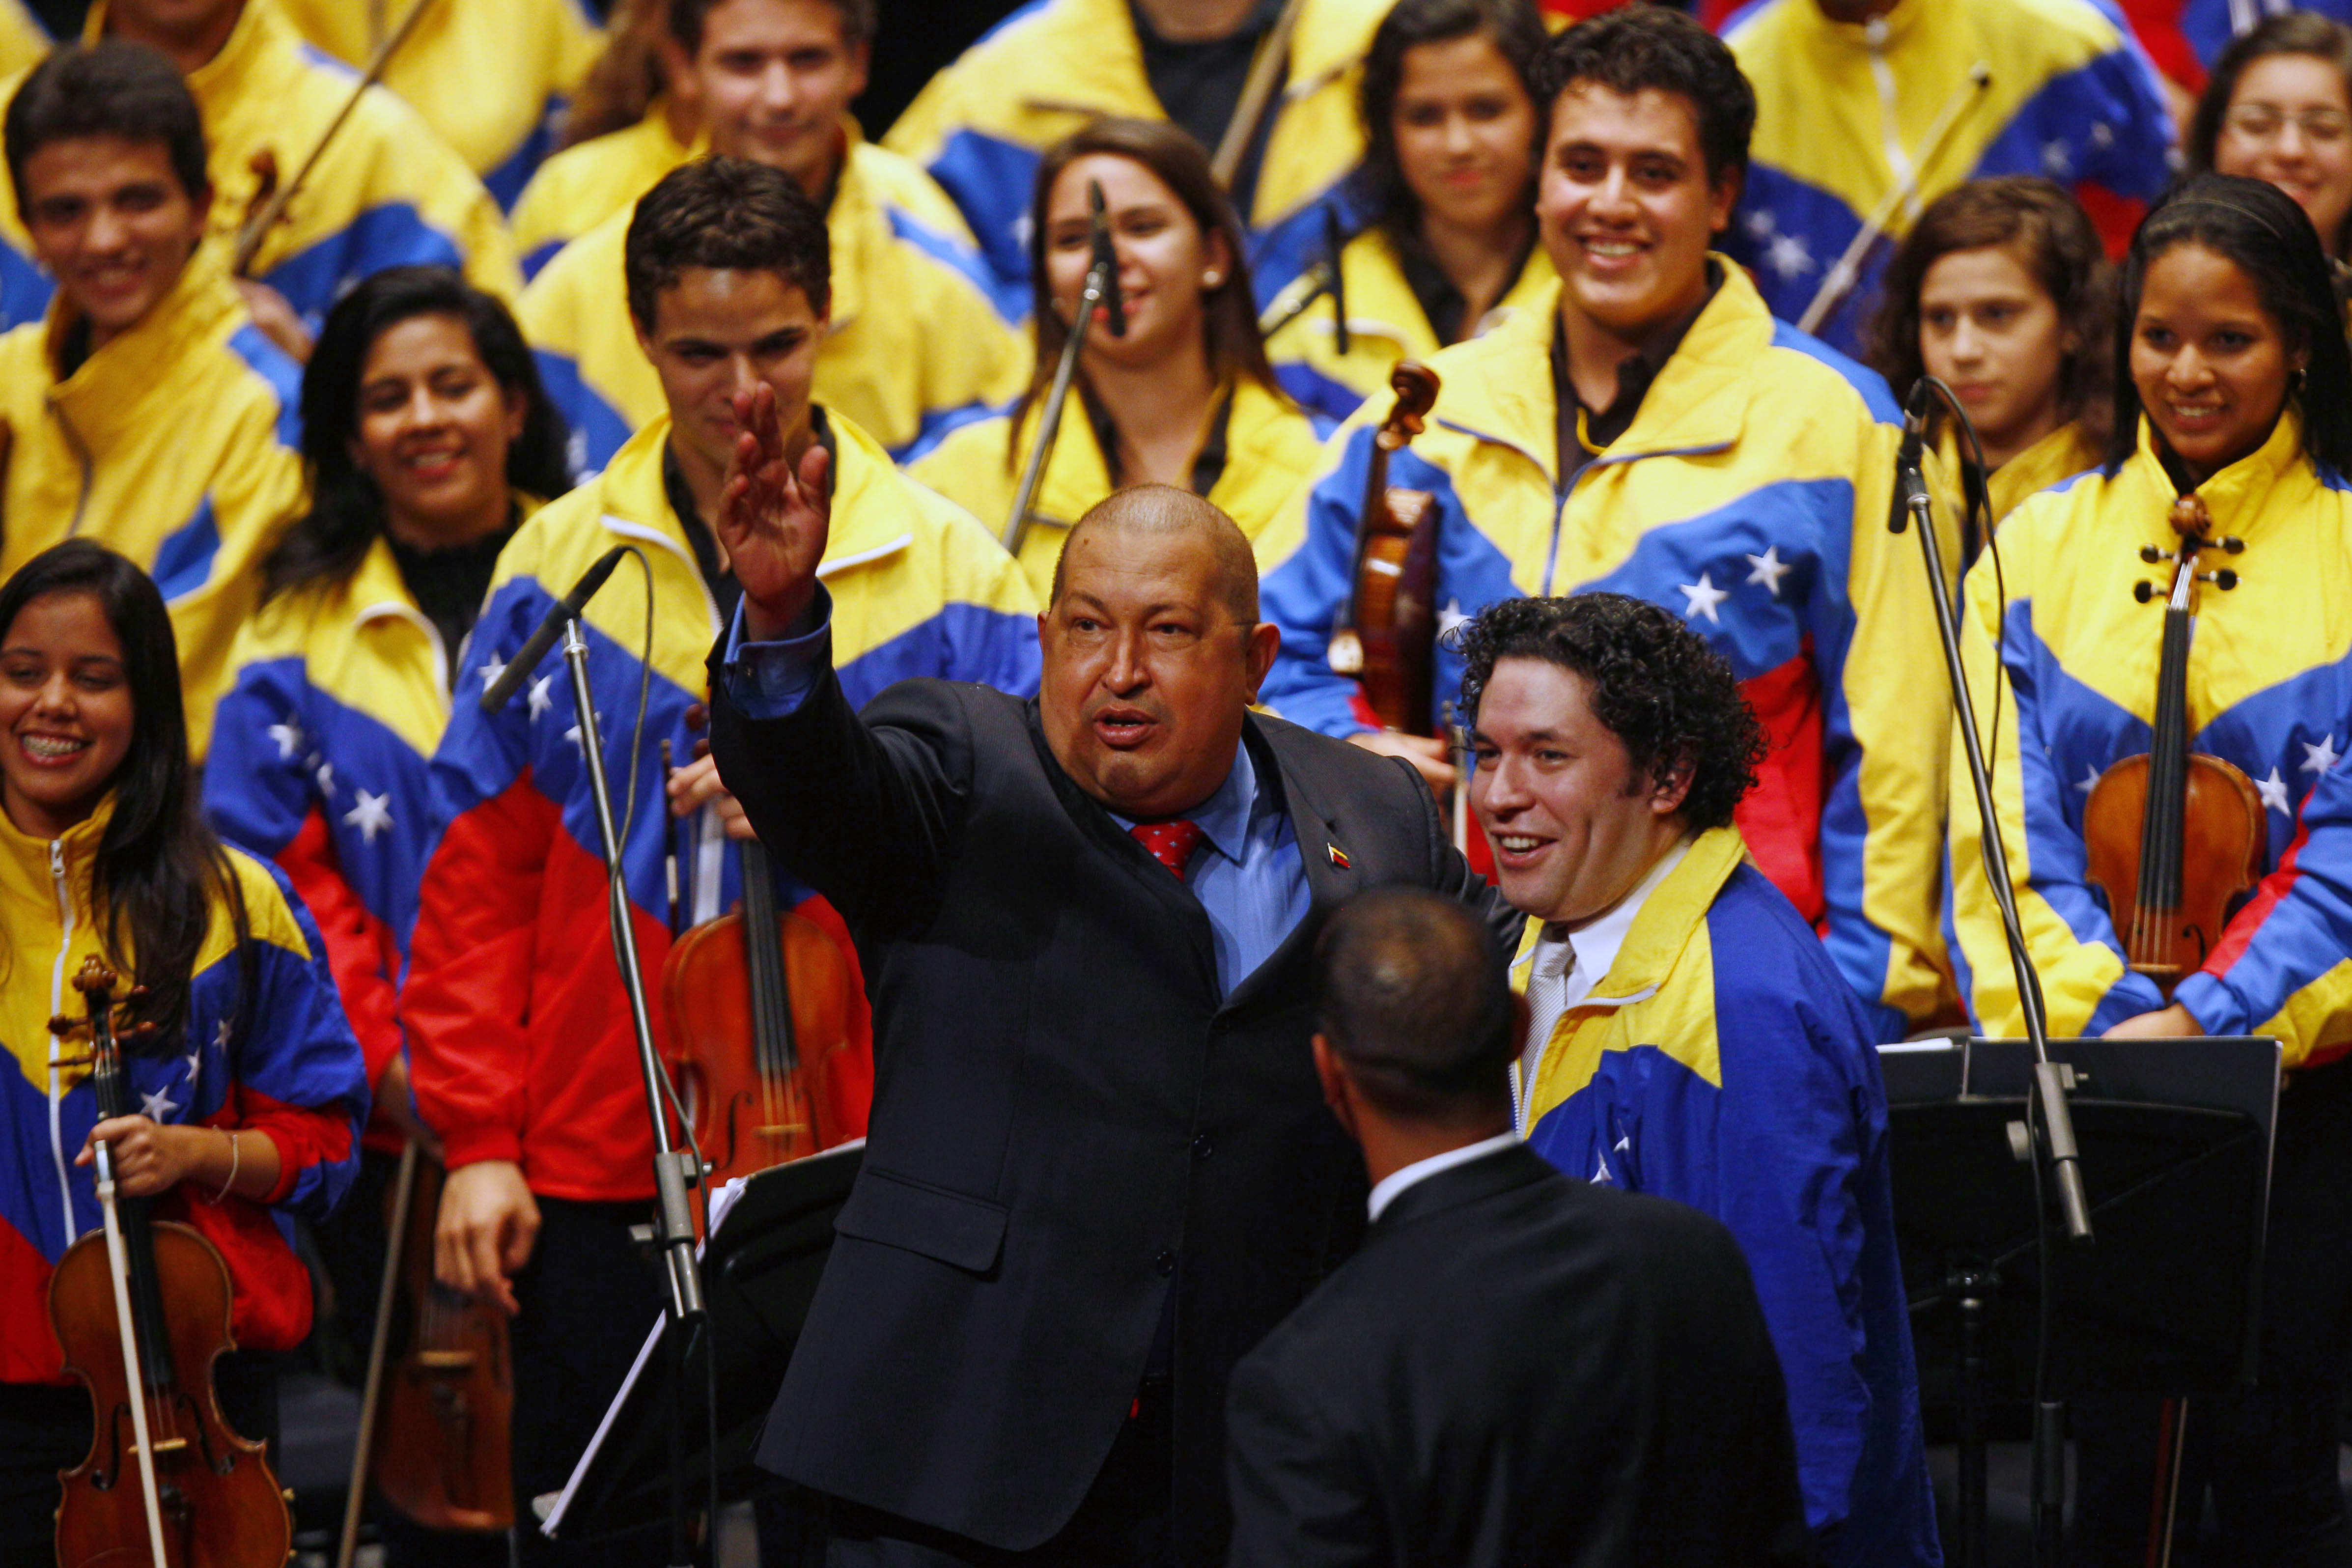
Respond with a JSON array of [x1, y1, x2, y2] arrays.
[[1005, 180, 1124, 558], [558, 616, 708, 1568], [1894, 378, 2091, 1568]]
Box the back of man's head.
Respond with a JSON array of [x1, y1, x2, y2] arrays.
[[624, 154, 832, 334], [1315, 888, 1516, 1128], [5, 41, 209, 215], [1534, 2, 1755, 192]]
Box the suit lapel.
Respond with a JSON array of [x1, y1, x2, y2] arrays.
[[1219, 717, 1353, 1015]]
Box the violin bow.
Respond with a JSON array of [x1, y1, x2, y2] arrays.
[[231, 0, 443, 278], [1795, 63, 1991, 337], [1209, 0, 1309, 191], [335, 1140, 421, 1568], [1004, 180, 1118, 556]]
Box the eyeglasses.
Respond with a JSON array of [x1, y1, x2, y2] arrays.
[[2224, 102, 2352, 144]]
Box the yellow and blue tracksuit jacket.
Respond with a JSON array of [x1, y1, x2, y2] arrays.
[[1258, 265, 1955, 1036], [203, 507, 545, 1134], [2128, 0, 2352, 85], [521, 131, 1029, 474], [0, 0, 46, 80], [277, 0, 603, 211], [1719, 0, 2174, 357], [1950, 411, 2352, 1064], [0, 795, 368, 1383], [1263, 222, 1559, 423], [400, 411, 1039, 1202], [909, 375, 1331, 600], [510, 99, 696, 281], [882, 0, 1388, 313], [0, 0, 522, 332], [0, 245, 306, 761], [1980, 418, 2102, 530], [1517, 825, 1938, 1566]]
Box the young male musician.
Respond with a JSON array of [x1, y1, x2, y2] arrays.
[[1257, 4, 1954, 1038], [884, 0, 1394, 307], [520, 0, 1025, 473], [0, 0, 519, 334], [1458, 591, 1937, 1568], [1720, 0, 2175, 356], [0, 41, 305, 760], [706, 482, 1515, 1566], [401, 156, 1038, 1563], [1226, 887, 1817, 1568]]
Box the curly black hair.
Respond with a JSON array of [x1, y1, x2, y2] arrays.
[[1531, 3, 1755, 192], [1453, 592, 1768, 832]]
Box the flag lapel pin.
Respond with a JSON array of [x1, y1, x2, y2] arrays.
[[1327, 842, 1350, 870]]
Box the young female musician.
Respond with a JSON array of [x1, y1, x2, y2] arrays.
[[909, 116, 1329, 596], [206, 266, 569, 1189], [1948, 173, 2352, 1565], [2189, 12, 2352, 281], [1264, 0, 1554, 422], [0, 541, 368, 1558], [1870, 175, 2111, 529]]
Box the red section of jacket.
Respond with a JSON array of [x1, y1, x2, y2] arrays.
[[276, 806, 406, 1154], [1736, 651, 1827, 925]]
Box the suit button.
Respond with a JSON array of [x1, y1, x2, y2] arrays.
[[1191, 1135, 1212, 1160], [1154, 1250, 1177, 1278]]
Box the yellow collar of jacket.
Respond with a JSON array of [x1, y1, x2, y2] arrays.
[[39, 244, 247, 449], [1512, 825, 1749, 1106], [2123, 405, 2307, 544], [1428, 263, 1771, 487]]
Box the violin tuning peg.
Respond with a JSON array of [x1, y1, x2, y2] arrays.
[[683, 701, 709, 731], [2206, 568, 2240, 590], [2138, 545, 2166, 563], [46, 1015, 75, 1037], [2220, 535, 2246, 555], [2133, 580, 2156, 603], [124, 985, 150, 1002]]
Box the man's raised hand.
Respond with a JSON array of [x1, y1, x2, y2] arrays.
[[715, 382, 831, 640]]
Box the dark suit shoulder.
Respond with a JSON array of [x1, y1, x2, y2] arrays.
[[1251, 708, 1438, 816]]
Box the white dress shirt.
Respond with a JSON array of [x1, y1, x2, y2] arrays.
[[1366, 1132, 1522, 1222]]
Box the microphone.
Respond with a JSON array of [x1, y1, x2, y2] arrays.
[[1891, 378, 1933, 534], [481, 546, 629, 714], [1088, 179, 1126, 338]]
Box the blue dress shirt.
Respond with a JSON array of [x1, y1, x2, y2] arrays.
[[721, 597, 1311, 996]]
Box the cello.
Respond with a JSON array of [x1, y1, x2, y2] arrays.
[[1326, 361, 1443, 735], [662, 708, 862, 1184], [48, 956, 292, 1568], [2081, 492, 2267, 991]]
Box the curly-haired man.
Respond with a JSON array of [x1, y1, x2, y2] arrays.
[[1457, 591, 1940, 1568]]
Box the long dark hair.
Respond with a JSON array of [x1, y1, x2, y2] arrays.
[[2186, 11, 2352, 259], [1357, 0, 1548, 245], [0, 543, 248, 1051], [1870, 175, 2114, 451], [265, 267, 571, 601], [2105, 173, 2352, 478], [1016, 118, 1287, 463]]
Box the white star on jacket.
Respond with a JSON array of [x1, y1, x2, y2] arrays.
[[267, 718, 303, 760], [2303, 734, 2340, 776], [140, 1088, 177, 1121], [527, 676, 554, 720], [2259, 767, 2292, 816], [1764, 231, 1815, 281], [343, 790, 393, 844], [1435, 598, 1468, 641], [1744, 547, 1792, 597], [2042, 139, 2073, 177], [2076, 764, 2101, 794], [477, 654, 507, 692], [313, 760, 336, 799], [1678, 573, 1729, 623]]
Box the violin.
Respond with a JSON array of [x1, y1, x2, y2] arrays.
[[48, 956, 292, 1568], [662, 710, 862, 1184], [2082, 493, 2268, 991], [1327, 361, 1443, 735], [335, 1143, 512, 1567]]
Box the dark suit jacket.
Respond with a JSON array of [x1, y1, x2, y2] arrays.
[[1225, 1144, 1820, 1568], [709, 667, 1513, 1564]]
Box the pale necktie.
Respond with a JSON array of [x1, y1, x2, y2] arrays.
[[1519, 924, 1578, 1111]]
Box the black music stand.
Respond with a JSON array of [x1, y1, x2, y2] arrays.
[[1881, 1036, 2278, 1568], [543, 1141, 865, 1544]]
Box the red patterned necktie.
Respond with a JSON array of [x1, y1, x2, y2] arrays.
[[1129, 819, 1205, 881]]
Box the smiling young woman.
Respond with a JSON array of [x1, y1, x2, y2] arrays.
[[1265, 0, 1556, 421], [0, 541, 367, 1563], [909, 117, 1330, 598], [2188, 11, 2352, 281], [1947, 173, 2352, 1565], [1870, 176, 2112, 530], [199, 270, 571, 1446]]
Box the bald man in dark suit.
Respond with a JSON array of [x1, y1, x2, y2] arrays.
[[1224, 888, 1818, 1568]]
